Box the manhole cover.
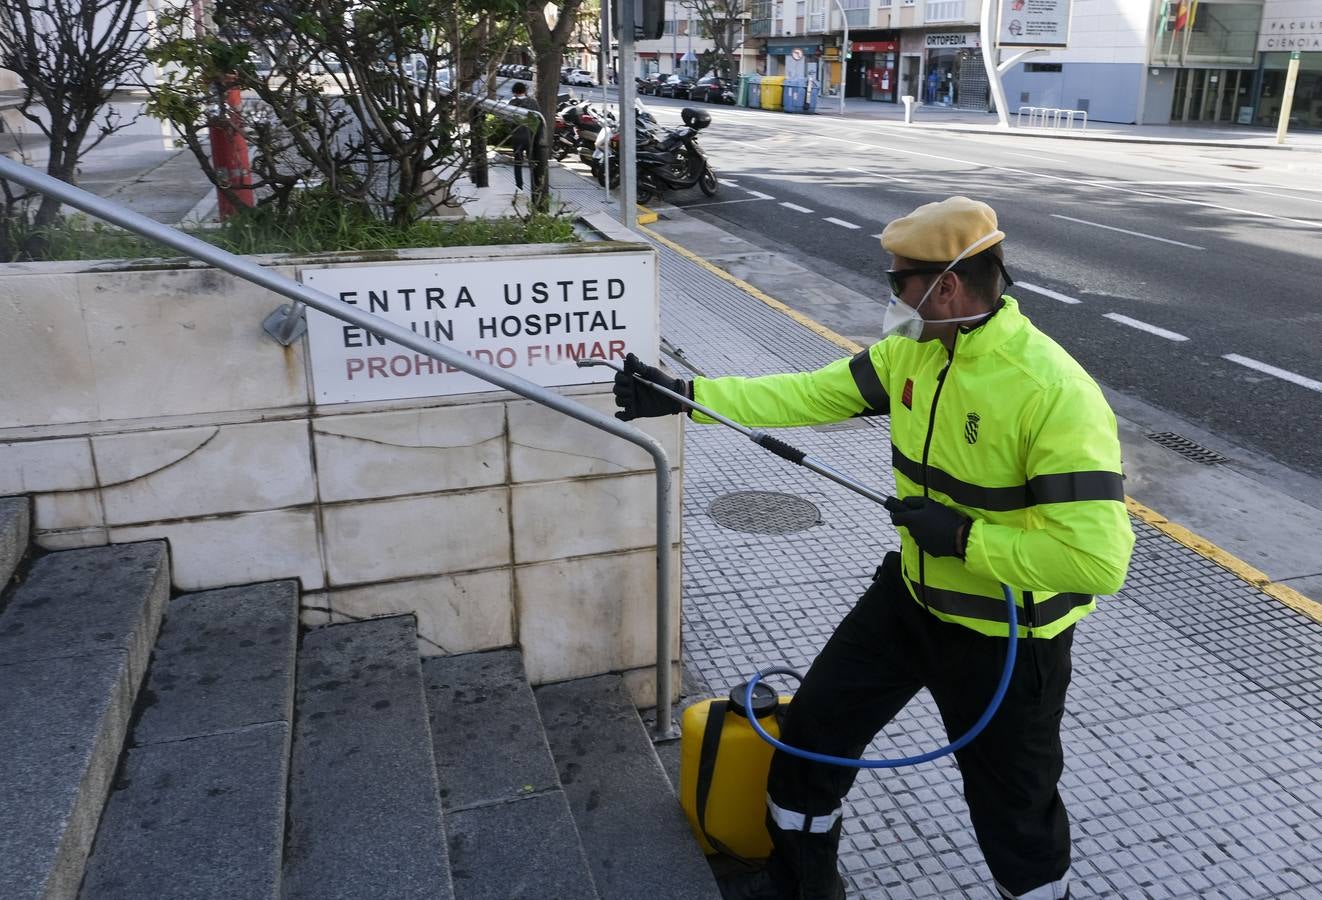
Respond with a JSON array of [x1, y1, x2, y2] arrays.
[[1145, 431, 1228, 465], [707, 491, 821, 535]]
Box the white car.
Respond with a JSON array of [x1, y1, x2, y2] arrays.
[[567, 69, 596, 87]]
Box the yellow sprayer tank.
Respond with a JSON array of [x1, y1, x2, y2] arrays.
[[679, 682, 791, 860]]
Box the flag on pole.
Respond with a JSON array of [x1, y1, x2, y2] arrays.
[[1173, 0, 1189, 31]]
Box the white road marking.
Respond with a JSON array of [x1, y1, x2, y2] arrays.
[[743, 189, 775, 200], [844, 166, 907, 183], [870, 233, 883, 239], [722, 121, 1322, 230], [823, 217, 861, 229], [1051, 214, 1206, 250], [1103, 313, 1189, 342], [1016, 282, 1083, 305], [780, 202, 814, 213], [1223, 354, 1322, 393], [722, 178, 740, 185], [679, 197, 773, 209]]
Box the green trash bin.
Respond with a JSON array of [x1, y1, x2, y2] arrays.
[[760, 75, 785, 111], [747, 74, 763, 109], [782, 78, 806, 113], [737, 74, 751, 108]]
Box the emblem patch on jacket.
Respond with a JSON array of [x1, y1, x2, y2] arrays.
[[902, 378, 913, 410], [964, 412, 980, 444]]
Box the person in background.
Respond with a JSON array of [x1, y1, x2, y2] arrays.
[[507, 81, 543, 193]]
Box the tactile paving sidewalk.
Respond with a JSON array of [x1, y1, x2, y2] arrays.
[[552, 169, 1322, 899]]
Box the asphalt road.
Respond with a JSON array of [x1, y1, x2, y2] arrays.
[[617, 98, 1322, 484]]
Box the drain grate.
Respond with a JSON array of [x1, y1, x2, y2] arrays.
[[707, 490, 822, 535], [1145, 431, 1228, 465]]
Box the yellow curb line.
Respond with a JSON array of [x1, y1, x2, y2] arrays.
[[636, 205, 659, 225], [642, 223, 1322, 626], [640, 225, 864, 355], [1125, 498, 1322, 624]]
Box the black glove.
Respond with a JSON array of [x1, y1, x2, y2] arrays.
[[885, 496, 971, 559], [613, 353, 689, 421]]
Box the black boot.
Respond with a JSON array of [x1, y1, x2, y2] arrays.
[[716, 864, 792, 900]]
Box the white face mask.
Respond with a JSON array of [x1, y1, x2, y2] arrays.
[[880, 228, 1005, 341]]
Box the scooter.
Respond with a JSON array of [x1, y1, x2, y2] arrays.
[[592, 107, 719, 202]]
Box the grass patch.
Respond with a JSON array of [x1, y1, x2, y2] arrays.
[[20, 190, 577, 262]]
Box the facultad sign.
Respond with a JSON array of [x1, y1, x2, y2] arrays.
[[997, 0, 1073, 49], [1258, 0, 1322, 52]]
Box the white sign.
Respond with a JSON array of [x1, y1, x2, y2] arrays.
[[998, 0, 1072, 49], [1258, 0, 1322, 52], [925, 32, 982, 50], [301, 252, 658, 404]]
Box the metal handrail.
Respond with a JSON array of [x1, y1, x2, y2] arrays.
[[0, 155, 678, 740]]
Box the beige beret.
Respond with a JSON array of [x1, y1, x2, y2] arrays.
[[880, 196, 1005, 263]]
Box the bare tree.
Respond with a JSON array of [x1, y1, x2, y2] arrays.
[[0, 0, 148, 256], [685, 0, 746, 80]]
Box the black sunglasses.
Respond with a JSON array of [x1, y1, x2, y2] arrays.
[[886, 258, 1015, 296], [885, 267, 947, 295]]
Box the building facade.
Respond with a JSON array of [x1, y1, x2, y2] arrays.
[[739, 0, 1320, 129]]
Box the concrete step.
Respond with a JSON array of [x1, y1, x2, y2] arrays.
[[283, 615, 453, 900], [0, 541, 170, 900], [79, 581, 300, 899], [0, 495, 29, 592], [423, 650, 598, 900], [536, 675, 722, 900]]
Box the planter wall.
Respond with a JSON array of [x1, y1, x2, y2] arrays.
[[0, 222, 682, 703]]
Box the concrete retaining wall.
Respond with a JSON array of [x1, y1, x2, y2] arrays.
[[0, 230, 681, 703]]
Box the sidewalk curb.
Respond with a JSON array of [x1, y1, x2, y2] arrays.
[[641, 223, 1322, 625], [1125, 498, 1322, 625]]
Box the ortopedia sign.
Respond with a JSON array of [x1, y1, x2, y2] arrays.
[[301, 252, 657, 404], [925, 32, 982, 49], [998, 0, 1073, 49]]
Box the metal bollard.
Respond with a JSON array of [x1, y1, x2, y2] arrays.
[[902, 95, 915, 124]]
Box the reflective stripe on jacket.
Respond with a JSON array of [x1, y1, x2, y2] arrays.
[[690, 295, 1135, 638]]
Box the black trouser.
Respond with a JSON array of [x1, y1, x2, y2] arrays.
[[511, 136, 541, 191], [766, 552, 1073, 897]]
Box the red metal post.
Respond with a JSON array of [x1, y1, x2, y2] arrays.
[[208, 75, 254, 220]]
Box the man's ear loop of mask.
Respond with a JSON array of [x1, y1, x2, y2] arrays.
[[881, 229, 1007, 341]]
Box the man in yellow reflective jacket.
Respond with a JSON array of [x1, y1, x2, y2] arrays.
[[615, 197, 1135, 900]]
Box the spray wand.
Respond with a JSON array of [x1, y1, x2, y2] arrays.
[[576, 357, 1017, 769]]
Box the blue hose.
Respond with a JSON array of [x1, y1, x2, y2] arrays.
[[743, 582, 1018, 768]]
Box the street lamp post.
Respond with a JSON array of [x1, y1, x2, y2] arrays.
[[831, 0, 847, 114]]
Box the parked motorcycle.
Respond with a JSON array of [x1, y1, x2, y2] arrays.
[[593, 107, 718, 202]]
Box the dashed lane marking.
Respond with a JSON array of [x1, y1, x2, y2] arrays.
[[823, 217, 861, 229], [1223, 354, 1322, 393], [1016, 282, 1083, 305], [1103, 313, 1190, 342], [1051, 214, 1206, 250], [780, 202, 814, 213], [720, 121, 1322, 230], [743, 189, 775, 200]]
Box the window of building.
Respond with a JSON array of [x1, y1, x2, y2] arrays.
[[925, 0, 960, 20], [1025, 63, 1062, 73]]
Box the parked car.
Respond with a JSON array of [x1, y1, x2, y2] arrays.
[[689, 75, 736, 104], [637, 73, 667, 95], [657, 75, 694, 99], [566, 69, 596, 87]]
